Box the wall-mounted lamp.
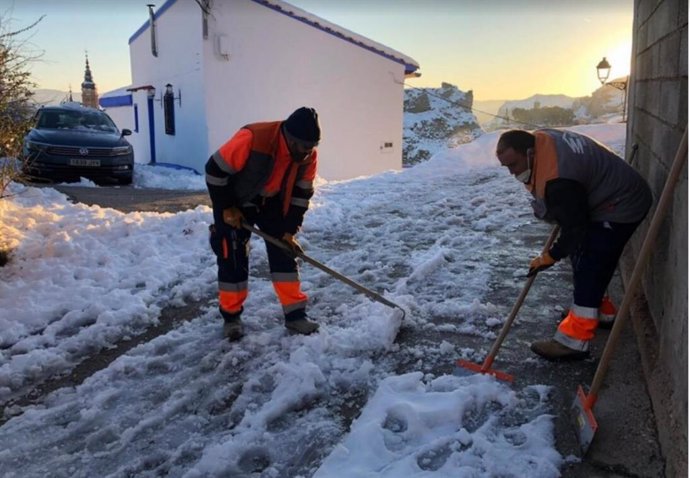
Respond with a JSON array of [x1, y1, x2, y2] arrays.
[[160, 83, 182, 107], [162, 83, 180, 135], [595, 56, 628, 122]]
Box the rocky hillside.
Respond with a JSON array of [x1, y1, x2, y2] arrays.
[[484, 80, 626, 130], [403, 82, 482, 166], [572, 79, 626, 122]]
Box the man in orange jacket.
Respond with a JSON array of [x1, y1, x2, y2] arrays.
[[496, 129, 652, 360], [205, 107, 321, 341]]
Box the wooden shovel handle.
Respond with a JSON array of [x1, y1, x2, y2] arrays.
[[589, 127, 688, 398], [482, 224, 560, 368]]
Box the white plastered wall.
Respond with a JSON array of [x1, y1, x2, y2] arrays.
[[127, 0, 408, 179], [202, 0, 406, 181], [102, 105, 136, 134], [128, 0, 209, 172]]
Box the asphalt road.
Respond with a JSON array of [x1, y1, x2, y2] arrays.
[[54, 184, 211, 213], [48, 184, 666, 477]]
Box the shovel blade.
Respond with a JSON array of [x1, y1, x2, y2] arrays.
[[571, 385, 598, 454], [454, 359, 514, 382]]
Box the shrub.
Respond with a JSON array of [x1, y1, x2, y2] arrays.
[[0, 13, 43, 199]]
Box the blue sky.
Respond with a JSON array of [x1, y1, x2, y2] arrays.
[[2, 0, 633, 100]]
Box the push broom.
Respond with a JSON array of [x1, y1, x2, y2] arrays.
[[456, 225, 560, 382], [572, 128, 688, 453]]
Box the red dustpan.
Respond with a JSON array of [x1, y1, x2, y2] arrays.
[[456, 225, 560, 382]]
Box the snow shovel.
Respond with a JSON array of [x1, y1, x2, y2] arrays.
[[456, 225, 561, 382], [572, 127, 688, 454], [241, 222, 406, 319]]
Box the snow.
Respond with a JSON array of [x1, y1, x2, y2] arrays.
[[0, 124, 625, 477], [403, 83, 483, 166]]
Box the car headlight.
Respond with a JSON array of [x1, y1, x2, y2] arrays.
[[25, 140, 48, 152], [112, 145, 133, 156]]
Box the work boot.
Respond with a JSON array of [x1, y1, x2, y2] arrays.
[[223, 318, 244, 341], [285, 317, 319, 335], [598, 296, 617, 330], [530, 339, 589, 361]]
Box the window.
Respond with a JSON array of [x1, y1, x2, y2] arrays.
[[163, 84, 175, 135], [134, 104, 139, 132]]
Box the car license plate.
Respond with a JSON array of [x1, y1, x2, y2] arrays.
[[70, 158, 101, 167]]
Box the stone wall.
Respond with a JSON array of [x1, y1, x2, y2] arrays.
[[626, 1, 687, 476]]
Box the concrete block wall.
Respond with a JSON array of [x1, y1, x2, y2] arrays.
[[626, 0, 687, 476]]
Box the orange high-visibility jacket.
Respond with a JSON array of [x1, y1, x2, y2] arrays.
[[205, 121, 317, 233]]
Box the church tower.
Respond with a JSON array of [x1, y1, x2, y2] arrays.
[[81, 53, 99, 108]]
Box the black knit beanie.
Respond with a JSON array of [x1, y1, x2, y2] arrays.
[[284, 107, 321, 142]]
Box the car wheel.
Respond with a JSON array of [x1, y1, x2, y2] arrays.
[[117, 175, 133, 186]]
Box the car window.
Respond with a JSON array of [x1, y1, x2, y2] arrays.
[[36, 110, 118, 133], [37, 112, 60, 129]]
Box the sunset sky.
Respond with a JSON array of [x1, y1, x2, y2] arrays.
[[2, 0, 633, 101]]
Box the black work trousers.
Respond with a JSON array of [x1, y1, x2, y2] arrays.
[[209, 204, 306, 321], [570, 220, 642, 308]]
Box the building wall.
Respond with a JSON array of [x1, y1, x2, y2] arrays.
[[626, 0, 687, 475], [102, 105, 136, 135], [124, 0, 411, 179], [129, 0, 209, 170], [126, 90, 154, 165], [201, 0, 406, 181]]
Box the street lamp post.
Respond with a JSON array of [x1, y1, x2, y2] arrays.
[[596, 57, 628, 122]]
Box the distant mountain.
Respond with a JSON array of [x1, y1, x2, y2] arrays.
[[403, 82, 482, 166], [31, 89, 82, 106], [485, 94, 577, 130], [473, 99, 508, 126], [572, 79, 626, 123], [484, 82, 626, 130]]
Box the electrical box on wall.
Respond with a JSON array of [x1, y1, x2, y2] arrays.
[[380, 141, 394, 153], [216, 34, 230, 60]]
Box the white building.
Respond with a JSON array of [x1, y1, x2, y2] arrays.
[[100, 0, 420, 181]]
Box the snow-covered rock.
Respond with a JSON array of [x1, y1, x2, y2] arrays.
[[403, 82, 482, 166]]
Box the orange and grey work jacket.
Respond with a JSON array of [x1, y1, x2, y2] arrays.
[[205, 121, 317, 234], [526, 129, 652, 260]]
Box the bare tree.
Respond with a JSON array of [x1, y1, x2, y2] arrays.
[[0, 12, 43, 266], [0, 12, 44, 199]]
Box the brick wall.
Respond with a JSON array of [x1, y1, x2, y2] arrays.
[[626, 1, 687, 476]]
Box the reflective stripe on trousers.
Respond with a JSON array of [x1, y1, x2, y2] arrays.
[[598, 295, 616, 324], [272, 272, 308, 315], [219, 281, 248, 316], [554, 304, 598, 351], [210, 216, 308, 320]]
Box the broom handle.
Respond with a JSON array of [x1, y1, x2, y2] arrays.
[[588, 127, 688, 402], [482, 224, 560, 370], [241, 222, 405, 315]]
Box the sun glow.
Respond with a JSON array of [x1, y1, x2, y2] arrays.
[[604, 40, 633, 81]]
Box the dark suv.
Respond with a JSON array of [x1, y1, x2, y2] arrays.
[[21, 103, 134, 185]]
